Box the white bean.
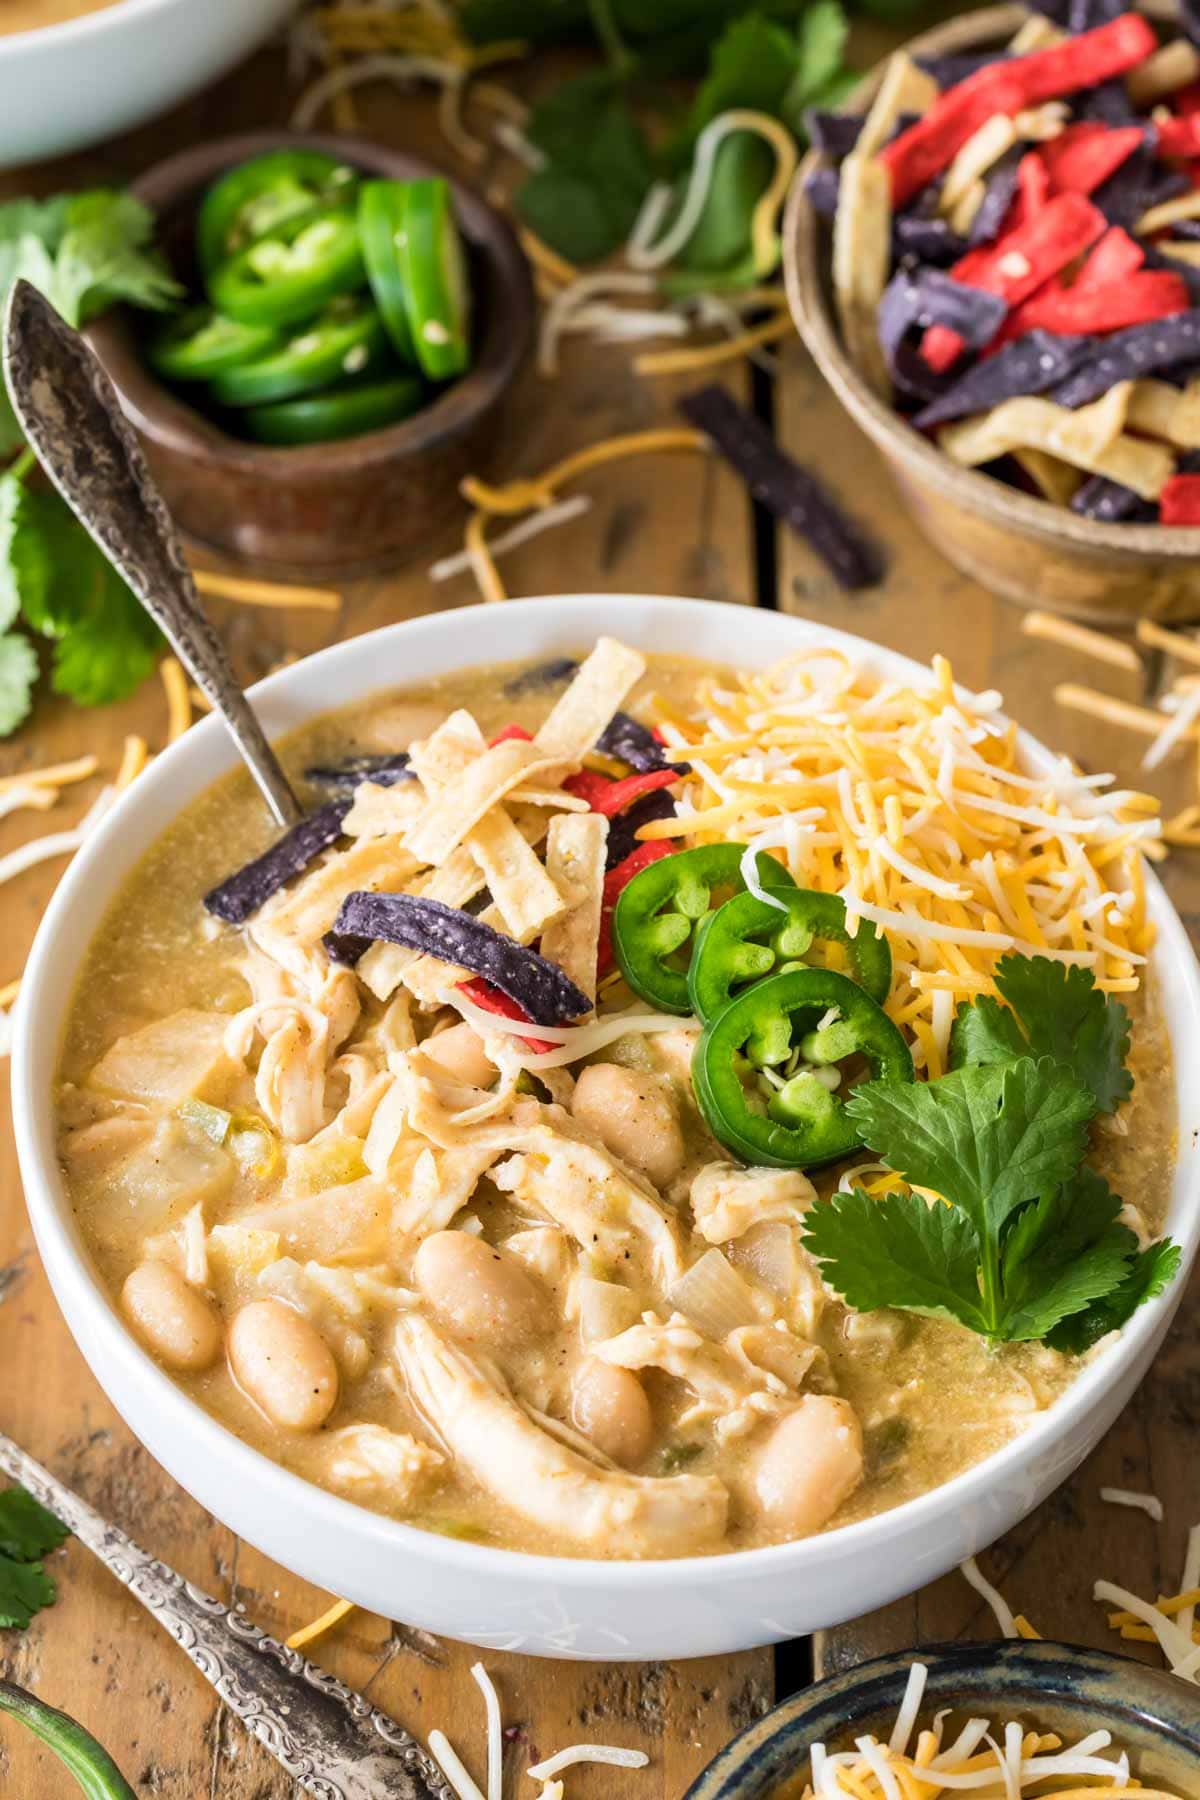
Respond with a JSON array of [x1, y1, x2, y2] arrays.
[[414, 1231, 551, 1347], [571, 1063, 685, 1187], [571, 1359, 655, 1467], [121, 1261, 222, 1372], [422, 1022, 497, 1090], [228, 1298, 339, 1431], [749, 1396, 863, 1536]]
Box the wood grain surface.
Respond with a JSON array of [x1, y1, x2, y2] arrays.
[[0, 18, 1196, 1800]]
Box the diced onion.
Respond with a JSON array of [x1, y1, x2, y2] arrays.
[[669, 1247, 763, 1337], [576, 1276, 641, 1344]]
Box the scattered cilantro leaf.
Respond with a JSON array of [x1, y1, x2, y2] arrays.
[[1049, 1239, 1183, 1354], [51, 191, 180, 327], [0, 633, 39, 736], [998, 1168, 1136, 1342], [516, 71, 654, 262], [804, 1185, 987, 1331], [49, 574, 160, 709], [785, 0, 850, 113], [0, 196, 72, 252], [0, 1556, 56, 1631], [0, 1487, 68, 1564], [951, 954, 1132, 1115], [845, 1056, 1095, 1246]]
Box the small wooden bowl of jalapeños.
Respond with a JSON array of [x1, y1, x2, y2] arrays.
[[783, 0, 1200, 627], [87, 130, 534, 579]]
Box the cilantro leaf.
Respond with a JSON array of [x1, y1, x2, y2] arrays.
[[685, 13, 804, 139], [1049, 1239, 1183, 1354], [804, 1185, 986, 1331], [785, 0, 850, 112], [999, 1168, 1137, 1341], [951, 954, 1132, 1115], [50, 191, 180, 328], [0, 633, 39, 736], [516, 73, 653, 262], [0, 1487, 68, 1564], [845, 1056, 1095, 1246], [0, 1555, 55, 1631], [48, 565, 159, 708], [0, 195, 72, 251]]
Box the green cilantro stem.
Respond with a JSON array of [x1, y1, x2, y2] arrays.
[[0, 1680, 136, 1799], [8, 449, 34, 485], [587, 0, 633, 73]]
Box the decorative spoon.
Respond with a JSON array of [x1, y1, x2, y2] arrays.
[[0, 1430, 452, 1800], [1, 277, 302, 829]]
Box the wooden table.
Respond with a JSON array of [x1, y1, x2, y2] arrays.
[[1, 24, 1198, 1800]]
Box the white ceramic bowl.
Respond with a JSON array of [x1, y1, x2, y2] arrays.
[[0, 0, 294, 168], [13, 596, 1200, 1661]]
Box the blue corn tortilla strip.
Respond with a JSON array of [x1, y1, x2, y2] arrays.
[[678, 384, 883, 590], [333, 891, 590, 1023], [1094, 138, 1186, 229], [323, 928, 367, 966], [804, 166, 839, 218], [1142, 240, 1200, 304], [804, 109, 863, 158], [892, 341, 956, 405], [596, 710, 690, 775], [605, 790, 677, 870], [894, 215, 968, 265], [915, 50, 1002, 86], [1167, 219, 1200, 242], [205, 798, 352, 925], [503, 657, 579, 696], [1069, 474, 1157, 521], [1051, 310, 1200, 407], [878, 267, 1006, 368], [1180, 0, 1200, 47], [913, 331, 1092, 429], [1067, 0, 1126, 30], [305, 752, 413, 793], [1074, 77, 1139, 124], [968, 149, 1022, 248]]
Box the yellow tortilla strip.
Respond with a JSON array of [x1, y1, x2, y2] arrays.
[[1136, 189, 1200, 236], [1155, 238, 1200, 268], [939, 115, 1019, 213], [832, 153, 892, 398], [1012, 447, 1084, 506], [939, 385, 1174, 500], [1009, 13, 1065, 49], [855, 51, 938, 159], [538, 813, 610, 1008], [1128, 38, 1200, 105], [400, 904, 508, 1007], [1127, 378, 1200, 448], [534, 637, 646, 764], [342, 780, 424, 839], [259, 834, 423, 947], [949, 181, 986, 237]]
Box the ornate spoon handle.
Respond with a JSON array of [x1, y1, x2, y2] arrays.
[[2, 278, 301, 829], [0, 1432, 451, 1800]]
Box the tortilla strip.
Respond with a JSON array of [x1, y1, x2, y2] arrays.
[[1157, 239, 1200, 268], [939, 384, 1175, 500], [949, 182, 986, 237], [1128, 378, 1200, 448], [1136, 189, 1200, 237], [357, 848, 486, 1000], [832, 153, 892, 398], [1012, 446, 1084, 505], [533, 637, 647, 764], [538, 813, 610, 1008], [939, 106, 1066, 216], [1009, 13, 1064, 49], [855, 51, 938, 159], [257, 834, 423, 948], [1128, 38, 1200, 105], [403, 735, 563, 866], [342, 780, 424, 839]]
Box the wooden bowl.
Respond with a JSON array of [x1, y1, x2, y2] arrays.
[[783, 3, 1200, 626], [87, 130, 534, 579]]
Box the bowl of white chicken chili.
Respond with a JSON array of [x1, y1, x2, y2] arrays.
[[12, 595, 1200, 1659]]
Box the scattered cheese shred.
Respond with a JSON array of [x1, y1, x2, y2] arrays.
[[1021, 611, 1141, 673], [431, 496, 592, 585], [1136, 617, 1200, 666], [1100, 1486, 1164, 1521], [192, 568, 341, 612], [160, 657, 192, 745], [634, 310, 792, 377], [429, 1728, 488, 1800], [470, 1662, 502, 1800], [627, 110, 797, 277], [526, 1744, 650, 1781], [960, 1555, 1019, 1637], [1055, 682, 1200, 742], [0, 977, 21, 1008], [0, 755, 96, 792], [1012, 1615, 1042, 1640], [114, 735, 149, 791], [285, 1596, 356, 1651]]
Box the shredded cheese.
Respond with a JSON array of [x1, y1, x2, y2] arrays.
[[192, 569, 341, 612], [960, 1556, 1019, 1637], [429, 1728, 488, 1800], [114, 735, 149, 791], [285, 1596, 356, 1651], [470, 1662, 502, 1800], [1100, 1486, 1165, 1521], [160, 658, 192, 744], [0, 977, 21, 1008], [634, 310, 792, 377], [526, 1744, 650, 1781], [627, 110, 797, 277], [431, 496, 591, 585], [1021, 611, 1141, 673], [0, 755, 96, 792]]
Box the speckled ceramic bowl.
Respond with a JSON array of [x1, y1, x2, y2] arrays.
[[686, 1641, 1200, 1798], [783, 2, 1200, 626]]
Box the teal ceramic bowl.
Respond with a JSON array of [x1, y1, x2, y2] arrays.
[[686, 1643, 1200, 1798]]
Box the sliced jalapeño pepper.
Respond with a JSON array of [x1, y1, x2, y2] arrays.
[[395, 178, 472, 380], [692, 967, 914, 1170], [197, 149, 358, 274], [242, 372, 425, 445], [689, 885, 891, 1021], [358, 180, 417, 362], [611, 843, 796, 1015], [207, 300, 390, 407], [146, 306, 281, 382], [207, 208, 365, 328]]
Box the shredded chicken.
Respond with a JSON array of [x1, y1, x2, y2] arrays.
[[690, 1162, 817, 1244], [321, 1424, 444, 1502], [594, 1311, 814, 1442]]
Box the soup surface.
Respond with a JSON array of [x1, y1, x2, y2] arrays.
[[55, 643, 1175, 1559], [0, 0, 122, 35]]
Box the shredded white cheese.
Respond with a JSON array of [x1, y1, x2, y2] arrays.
[[1100, 1486, 1165, 1521], [430, 497, 592, 583], [959, 1556, 1019, 1637], [428, 1728, 487, 1800], [470, 1662, 502, 1800], [1094, 1578, 1197, 1672], [525, 1744, 650, 1781], [887, 1661, 927, 1756]]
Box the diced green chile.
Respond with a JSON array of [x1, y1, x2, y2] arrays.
[[611, 843, 796, 1014], [688, 885, 891, 1020], [692, 967, 914, 1169]]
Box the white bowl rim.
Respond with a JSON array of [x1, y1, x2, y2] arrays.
[[13, 593, 1200, 1591], [0, 0, 239, 52]]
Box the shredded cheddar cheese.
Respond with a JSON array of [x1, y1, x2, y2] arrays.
[[192, 569, 341, 612], [633, 310, 793, 377], [1022, 611, 1141, 673], [159, 657, 193, 744], [285, 1596, 356, 1651]]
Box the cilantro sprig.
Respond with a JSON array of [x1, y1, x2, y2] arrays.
[[804, 957, 1181, 1350], [0, 1483, 68, 1631]]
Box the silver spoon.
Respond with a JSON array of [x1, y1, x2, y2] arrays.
[[2, 278, 302, 829], [0, 1430, 451, 1800]]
